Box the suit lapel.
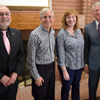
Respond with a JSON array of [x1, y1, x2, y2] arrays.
[[8, 27, 15, 56]]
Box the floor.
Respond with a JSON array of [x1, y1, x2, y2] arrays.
[[16, 79, 100, 100]]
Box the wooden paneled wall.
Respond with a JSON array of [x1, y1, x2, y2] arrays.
[[9, 13, 85, 31]]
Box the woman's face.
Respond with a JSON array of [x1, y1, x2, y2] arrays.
[[66, 13, 76, 27]]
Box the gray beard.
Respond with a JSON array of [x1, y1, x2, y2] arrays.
[[0, 20, 11, 28]]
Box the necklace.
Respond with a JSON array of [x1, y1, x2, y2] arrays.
[[67, 30, 75, 36]]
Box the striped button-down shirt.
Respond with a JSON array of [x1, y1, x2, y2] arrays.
[[27, 24, 55, 80], [56, 28, 84, 70]]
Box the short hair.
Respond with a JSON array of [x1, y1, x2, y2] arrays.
[[92, 2, 100, 11], [62, 9, 79, 30], [40, 8, 54, 17]]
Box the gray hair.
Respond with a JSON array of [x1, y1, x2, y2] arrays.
[[40, 8, 54, 17], [92, 2, 100, 11]]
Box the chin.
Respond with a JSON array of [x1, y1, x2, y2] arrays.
[[0, 24, 8, 28]]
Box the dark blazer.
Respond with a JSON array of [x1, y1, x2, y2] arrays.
[[84, 21, 100, 71], [0, 27, 24, 94]]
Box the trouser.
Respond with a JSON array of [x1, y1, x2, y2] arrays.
[[31, 63, 55, 100], [0, 86, 18, 100], [58, 66, 83, 100], [89, 68, 100, 100]]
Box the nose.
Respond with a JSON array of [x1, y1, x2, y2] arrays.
[[2, 14, 7, 18], [46, 17, 50, 20], [98, 10, 100, 13], [69, 17, 73, 20]]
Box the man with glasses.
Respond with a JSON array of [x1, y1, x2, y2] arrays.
[[0, 5, 24, 100], [27, 8, 55, 100]]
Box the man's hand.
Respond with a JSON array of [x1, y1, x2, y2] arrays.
[[7, 72, 18, 86], [84, 66, 89, 74], [0, 75, 10, 87], [35, 77, 44, 87]]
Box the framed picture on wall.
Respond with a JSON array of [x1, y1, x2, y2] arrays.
[[0, 0, 52, 10]]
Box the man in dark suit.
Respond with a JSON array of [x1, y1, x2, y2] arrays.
[[84, 2, 100, 100], [0, 5, 24, 100]]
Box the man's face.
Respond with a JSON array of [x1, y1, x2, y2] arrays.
[[40, 10, 54, 31], [0, 6, 11, 30], [92, 5, 100, 22]]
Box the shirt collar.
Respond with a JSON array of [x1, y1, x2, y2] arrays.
[[95, 20, 99, 29], [40, 24, 52, 33], [0, 27, 8, 32]]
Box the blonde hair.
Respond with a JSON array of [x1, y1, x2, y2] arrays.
[[62, 9, 79, 30]]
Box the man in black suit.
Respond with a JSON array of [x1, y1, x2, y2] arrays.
[[84, 2, 100, 100], [0, 5, 24, 100]]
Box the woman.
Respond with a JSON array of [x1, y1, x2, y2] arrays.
[[56, 9, 84, 100]]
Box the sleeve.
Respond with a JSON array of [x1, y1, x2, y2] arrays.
[[56, 31, 66, 67], [78, 29, 82, 35], [0, 72, 4, 80], [84, 27, 90, 65], [14, 31, 25, 75], [27, 33, 40, 80]]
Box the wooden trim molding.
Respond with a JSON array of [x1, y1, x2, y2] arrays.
[[8, 6, 46, 10]]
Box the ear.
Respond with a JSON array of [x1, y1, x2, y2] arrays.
[[52, 17, 54, 22], [39, 17, 42, 23], [91, 10, 94, 14]]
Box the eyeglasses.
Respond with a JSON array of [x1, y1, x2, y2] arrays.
[[0, 13, 11, 17], [42, 16, 53, 19]]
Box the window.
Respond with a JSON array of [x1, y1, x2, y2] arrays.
[[0, 0, 52, 10]]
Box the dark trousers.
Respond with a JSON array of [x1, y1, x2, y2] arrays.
[[58, 66, 83, 100], [0, 86, 18, 100], [89, 68, 100, 100], [31, 64, 55, 100]]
